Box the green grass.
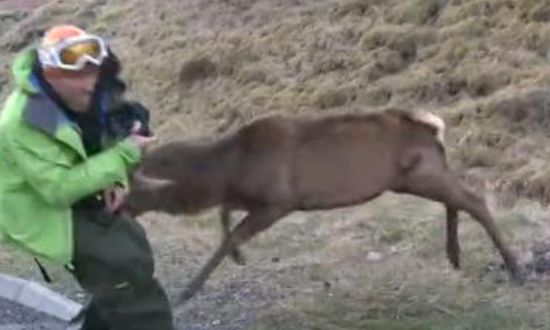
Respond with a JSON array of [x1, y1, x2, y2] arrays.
[[296, 302, 528, 330]]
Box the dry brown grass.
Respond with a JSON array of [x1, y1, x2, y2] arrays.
[[3, 0, 550, 328]]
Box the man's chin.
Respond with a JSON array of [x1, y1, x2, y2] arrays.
[[71, 104, 91, 113]]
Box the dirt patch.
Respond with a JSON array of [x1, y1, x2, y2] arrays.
[[2, 0, 550, 329], [0, 0, 47, 11], [524, 240, 550, 277]]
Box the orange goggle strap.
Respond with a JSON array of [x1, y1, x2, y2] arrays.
[[38, 34, 108, 71]]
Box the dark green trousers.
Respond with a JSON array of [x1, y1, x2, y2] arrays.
[[70, 208, 174, 330]]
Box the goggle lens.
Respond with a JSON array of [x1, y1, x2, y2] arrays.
[[59, 40, 102, 65]]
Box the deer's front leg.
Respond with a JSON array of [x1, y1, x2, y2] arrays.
[[220, 205, 246, 265]]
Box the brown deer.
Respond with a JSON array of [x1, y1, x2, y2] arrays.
[[124, 108, 523, 303]]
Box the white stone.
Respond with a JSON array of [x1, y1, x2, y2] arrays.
[[0, 274, 26, 301], [0, 273, 82, 321], [366, 252, 384, 262]]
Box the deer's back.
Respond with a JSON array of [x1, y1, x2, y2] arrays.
[[229, 111, 436, 209], [291, 113, 405, 208]]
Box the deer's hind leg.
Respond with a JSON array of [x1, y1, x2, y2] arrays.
[[446, 206, 460, 269], [398, 166, 522, 282]]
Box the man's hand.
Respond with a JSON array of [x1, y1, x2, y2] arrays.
[[104, 185, 127, 214], [109, 121, 153, 214], [128, 121, 156, 151]]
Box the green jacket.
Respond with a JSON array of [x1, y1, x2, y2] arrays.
[[0, 49, 141, 264]]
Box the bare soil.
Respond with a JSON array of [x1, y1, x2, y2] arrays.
[[0, 0, 46, 11], [2, 1, 550, 329]]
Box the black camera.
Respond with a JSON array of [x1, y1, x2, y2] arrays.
[[108, 101, 152, 138]]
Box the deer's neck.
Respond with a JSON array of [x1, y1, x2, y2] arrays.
[[175, 138, 234, 213]]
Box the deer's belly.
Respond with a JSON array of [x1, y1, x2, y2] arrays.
[[294, 174, 392, 210], [292, 151, 396, 209]]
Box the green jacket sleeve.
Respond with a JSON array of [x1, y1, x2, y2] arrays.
[[7, 136, 141, 207]]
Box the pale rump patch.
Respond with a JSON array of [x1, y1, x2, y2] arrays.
[[409, 111, 445, 144]]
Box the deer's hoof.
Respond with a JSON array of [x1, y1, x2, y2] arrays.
[[178, 290, 195, 304], [230, 250, 246, 266], [511, 269, 526, 285], [452, 260, 461, 269]]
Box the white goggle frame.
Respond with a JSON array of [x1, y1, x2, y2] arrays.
[[38, 34, 108, 71]]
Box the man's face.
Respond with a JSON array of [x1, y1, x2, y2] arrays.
[[44, 64, 100, 113]]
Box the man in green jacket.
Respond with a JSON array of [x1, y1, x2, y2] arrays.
[[0, 24, 174, 329]]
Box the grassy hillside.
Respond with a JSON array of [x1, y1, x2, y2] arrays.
[[4, 0, 550, 203], [2, 0, 550, 329]]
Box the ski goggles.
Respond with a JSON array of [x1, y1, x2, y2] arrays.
[[38, 34, 108, 71]]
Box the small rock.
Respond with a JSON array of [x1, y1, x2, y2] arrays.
[[366, 252, 384, 262], [518, 250, 534, 265], [212, 319, 221, 326]]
